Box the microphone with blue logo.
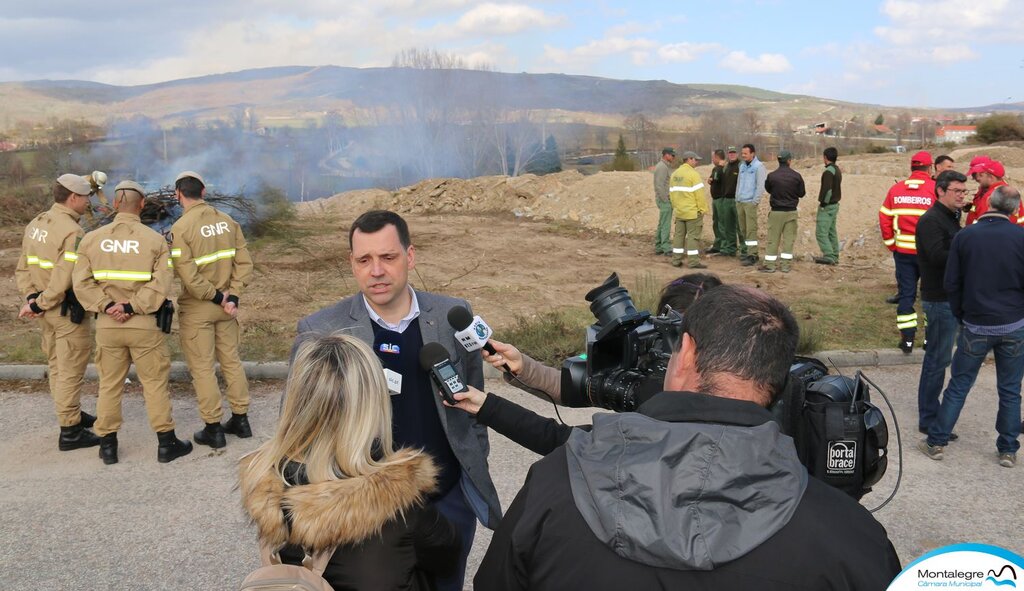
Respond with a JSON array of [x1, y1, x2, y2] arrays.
[[447, 305, 511, 374]]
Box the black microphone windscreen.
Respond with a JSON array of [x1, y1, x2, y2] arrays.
[[419, 342, 451, 371], [447, 305, 474, 331]]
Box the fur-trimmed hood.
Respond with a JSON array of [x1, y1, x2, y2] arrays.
[[241, 448, 439, 551]]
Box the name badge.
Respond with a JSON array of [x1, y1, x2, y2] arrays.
[[384, 368, 402, 395]]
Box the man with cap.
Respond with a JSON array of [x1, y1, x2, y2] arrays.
[[735, 144, 767, 266], [15, 173, 100, 451], [169, 171, 255, 448], [668, 151, 710, 268], [72, 180, 193, 465], [720, 146, 741, 257], [879, 151, 937, 353], [965, 159, 1022, 226], [814, 147, 842, 266], [761, 151, 805, 273], [652, 148, 676, 256]]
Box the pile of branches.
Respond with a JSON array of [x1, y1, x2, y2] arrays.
[[83, 186, 258, 235]]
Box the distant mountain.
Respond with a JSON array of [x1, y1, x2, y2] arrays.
[[0, 65, 1011, 130]]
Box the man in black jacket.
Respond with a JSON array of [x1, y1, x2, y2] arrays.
[[923, 186, 1024, 468], [761, 150, 805, 273], [914, 170, 967, 440], [474, 285, 902, 591]]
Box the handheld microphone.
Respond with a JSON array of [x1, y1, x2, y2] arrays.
[[447, 306, 497, 354], [419, 342, 467, 405]]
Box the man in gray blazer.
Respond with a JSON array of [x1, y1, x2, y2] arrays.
[[290, 210, 500, 591]]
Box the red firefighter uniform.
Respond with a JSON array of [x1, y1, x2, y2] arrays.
[[879, 170, 936, 255], [965, 180, 1023, 226], [879, 170, 935, 349]]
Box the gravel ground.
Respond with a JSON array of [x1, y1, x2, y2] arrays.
[[0, 364, 1021, 590]]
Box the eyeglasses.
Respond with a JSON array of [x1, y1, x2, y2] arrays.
[[947, 188, 969, 195]]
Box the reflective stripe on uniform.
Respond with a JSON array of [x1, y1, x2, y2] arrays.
[[93, 270, 153, 281], [167, 259, 174, 269], [26, 255, 55, 269], [170, 248, 182, 258], [63, 251, 78, 262], [686, 250, 699, 256], [745, 240, 759, 246], [764, 255, 778, 261], [780, 253, 793, 260], [194, 248, 236, 267], [672, 248, 686, 253], [887, 209, 927, 216], [670, 183, 706, 193], [883, 238, 896, 246], [896, 312, 918, 330]]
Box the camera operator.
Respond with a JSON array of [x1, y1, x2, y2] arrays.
[[447, 274, 722, 456], [473, 285, 901, 591]]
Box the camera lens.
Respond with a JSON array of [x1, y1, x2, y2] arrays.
[[585, 273, 639, 328]]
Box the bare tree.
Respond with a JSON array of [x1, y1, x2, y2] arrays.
[[624, 113, 658, 168]]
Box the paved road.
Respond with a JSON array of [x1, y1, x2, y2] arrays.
[[0, 364, 1021, 590]]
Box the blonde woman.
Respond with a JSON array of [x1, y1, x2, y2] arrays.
[[239, 334, 460, 590]]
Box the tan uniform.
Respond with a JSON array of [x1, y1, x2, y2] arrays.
[[170, 201, 254, 423], [14, 203, 93, 426], [72, 213, 174, 437]]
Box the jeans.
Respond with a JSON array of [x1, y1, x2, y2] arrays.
[[434, 481, 477, 591], [917, 300, 959, 430], [928, 325, 1024, 453]]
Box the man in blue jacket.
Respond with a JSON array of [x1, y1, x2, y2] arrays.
[[922, 186, 1024, 468], [735, 143, 766, 266]]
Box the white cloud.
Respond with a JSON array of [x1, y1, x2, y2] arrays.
[[451, 3, 562, 35], [543, 36, 657, 69], [657, 42, 721, 63], [719, 51, 792, 74]]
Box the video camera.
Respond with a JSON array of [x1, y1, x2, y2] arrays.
[[558, 273, 890, 502]]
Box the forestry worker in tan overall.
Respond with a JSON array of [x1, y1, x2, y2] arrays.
[[169, 171, 254, 449], [72, 180, 193, 465], [15, 173, 99, 451]]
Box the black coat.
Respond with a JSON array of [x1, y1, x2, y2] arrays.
[[242, 450, 460, 591], [474, 392, 902, 591], [765, 164, 806, 211], [916, 201, 961, 302]]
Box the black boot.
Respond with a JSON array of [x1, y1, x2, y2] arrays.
[[157, 430, 194, 463], [99, 433, 118, 465], [80, 411, 96, 429], [194, 422, 226, 449], [58, 422, 101, 451], [223, 413, 252, 438]]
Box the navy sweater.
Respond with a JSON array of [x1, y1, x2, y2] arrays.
[[372, 320, 461, 497], [944, 215, 1024, 326]]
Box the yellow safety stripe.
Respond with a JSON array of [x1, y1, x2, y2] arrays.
[[670, 182, 706, 193], [63, 251, 78, 262], [170, 248, 182, 258], [897, 320, 918, 329], [896, 313, 918, 322], [889, 209, 927, 216], [26, 255, 55, 269], [194, 248, 236, 267], [167, 259, 174, 269], [879, 206, 893, 216], [93, 270, 153, 281], [883, 238, 896, 246]]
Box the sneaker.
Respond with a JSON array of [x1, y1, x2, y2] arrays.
[[918, 440, 944, 461], [899, 340, 913, 354], [999, 453, 1016, 468]]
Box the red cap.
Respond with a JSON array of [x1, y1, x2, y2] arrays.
[[969, 160, 1005, 178], [910, 151, 933, 166], [969, 154, 991, 167]]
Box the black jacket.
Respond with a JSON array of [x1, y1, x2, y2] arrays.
[[476, 392, 574, 456], [764, 164, 806, 211], [709, 164, 725, 199], [474, 392, 901, 591], [819, 163, 842, 205], [241, 450, 460, 591], [916, 201, 961, 302], [722, 160, 740, 198], [945, 215, 1024, 325]]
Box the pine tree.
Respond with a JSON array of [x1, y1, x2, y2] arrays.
[[608, 134, 636, 171]]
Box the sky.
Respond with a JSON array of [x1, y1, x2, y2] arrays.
[[0, 0, 1021, 108]]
